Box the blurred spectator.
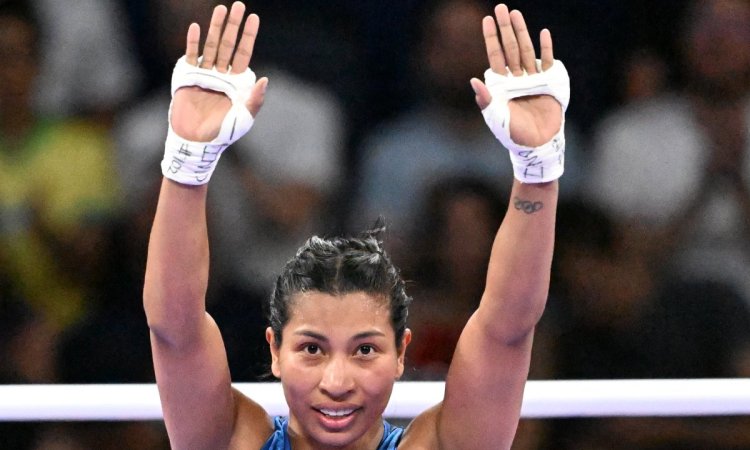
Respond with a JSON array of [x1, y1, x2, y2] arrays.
[[0, 0, 122, 331], [0, 298, 57, 384], [620, 48, 669, 103], [551, 200, 750, 380], [349, 0, 585, 263], [0, 278, 52, 449], [586, 0, 750, 301], [16, 196, 171, 450], [31, 422, 169, 450], [402, 177, 506, 380], [31, 0, 142, 118], [544, 199, 750, 449]]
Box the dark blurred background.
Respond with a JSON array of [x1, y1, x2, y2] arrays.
[[1, 0, 749, 448]]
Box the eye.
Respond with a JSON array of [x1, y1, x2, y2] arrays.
[[304, 344, 320, 355], [357, 345, 374, 356]]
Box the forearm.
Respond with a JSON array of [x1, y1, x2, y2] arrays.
[[479, 179, 558, 343], [143, 178, 210, 346]]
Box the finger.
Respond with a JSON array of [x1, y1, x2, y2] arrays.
[[200, 4, 228, 69], [540, 28, 554, 71], [510, 10, 537, 74], [185, 23, 201, 66], [482, 16, 507, 74], [495, 4, 522, 75], [246, 77, 268, 117], [231, 13, 260, 73], [470, 78, 492, 110], [216, 1, 246, 72]]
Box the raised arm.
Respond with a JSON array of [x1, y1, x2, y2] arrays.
[[435, 5, 565, 449], [142, 3, 269, 449]]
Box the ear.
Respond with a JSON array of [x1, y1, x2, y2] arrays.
[[266, 327, 281, 378], [396, 328, 412, 379]]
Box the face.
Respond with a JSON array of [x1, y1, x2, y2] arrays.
[[266, 291, 411, 449]]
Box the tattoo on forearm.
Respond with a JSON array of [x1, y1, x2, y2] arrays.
[[514, 197, 544, 214]]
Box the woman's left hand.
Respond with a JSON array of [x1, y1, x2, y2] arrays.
[[471, 4, 562, 148]]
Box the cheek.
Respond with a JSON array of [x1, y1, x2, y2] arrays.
[[278, 354, 319, 397], [358, 361, 399, 402]]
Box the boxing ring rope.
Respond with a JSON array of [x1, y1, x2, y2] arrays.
[[1, 379, 750, 421]]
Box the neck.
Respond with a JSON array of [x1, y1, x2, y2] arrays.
[[288, 415, 384, 450]]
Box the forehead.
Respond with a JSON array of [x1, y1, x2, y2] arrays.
[[285, 291, 392, 335]]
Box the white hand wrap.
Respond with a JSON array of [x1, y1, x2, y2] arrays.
[[481, 60, 570, 183], [161, 56, 257, 185]]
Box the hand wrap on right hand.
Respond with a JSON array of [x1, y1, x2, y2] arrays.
[[161, 56, 257, 185], [481, 60, 570, 183]]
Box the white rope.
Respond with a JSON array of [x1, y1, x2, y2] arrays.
[[1, 379, 749, 421]]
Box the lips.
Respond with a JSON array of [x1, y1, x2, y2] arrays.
[[319, 408, 356, 417], [314, 406, 361, 431]]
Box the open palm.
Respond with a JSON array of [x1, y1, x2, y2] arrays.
[[470, 4, 562, 148], [170, 2, 267, 143]]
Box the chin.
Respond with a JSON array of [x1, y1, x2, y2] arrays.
[[307, 415, 375, 449], [319, 432, 357, 447], [306, 428, 365, 450]]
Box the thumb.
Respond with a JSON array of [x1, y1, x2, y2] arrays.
[[247, 77, 268, 117], [470, 78, 492, 110]]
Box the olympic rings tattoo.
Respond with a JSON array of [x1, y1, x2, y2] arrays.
[[513, 197, 544, 214]]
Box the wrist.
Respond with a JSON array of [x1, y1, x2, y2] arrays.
[[506, 124, 565, 183], [161, 126, 227, 185], [481, 60, 570, 184], [161, 56, 257, 185]]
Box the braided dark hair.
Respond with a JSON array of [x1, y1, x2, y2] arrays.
[[269, 223, 411, 349]]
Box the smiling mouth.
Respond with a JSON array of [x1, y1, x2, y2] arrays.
[[317, 407, 357, 418]]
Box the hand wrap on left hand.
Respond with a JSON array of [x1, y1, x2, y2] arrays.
[[481, 60, 570, 183]]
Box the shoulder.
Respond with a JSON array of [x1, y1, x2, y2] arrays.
[[396, 403, 442, 449], [227, 388, 276, 450], [253, 416, 288, 450]]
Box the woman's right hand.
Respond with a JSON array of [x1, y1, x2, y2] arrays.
[[170, 2, 267, 142]]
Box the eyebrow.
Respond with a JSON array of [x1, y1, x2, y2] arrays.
[[293, 330, 387, 342]]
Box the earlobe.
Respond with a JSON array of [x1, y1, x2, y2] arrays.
[[396, 329, 413, 378], [266, 327, 281, 378], [401, 328, 413, 353]]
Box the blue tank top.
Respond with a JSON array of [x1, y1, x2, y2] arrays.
[[260, 416, 403, 450]]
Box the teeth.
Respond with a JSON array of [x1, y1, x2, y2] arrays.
[[320, 408, 355, 417]]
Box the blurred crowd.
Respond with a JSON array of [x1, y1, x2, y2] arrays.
[[1, 0, 749, 448]]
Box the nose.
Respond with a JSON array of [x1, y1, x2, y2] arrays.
[[319, 355, 355, 399]]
